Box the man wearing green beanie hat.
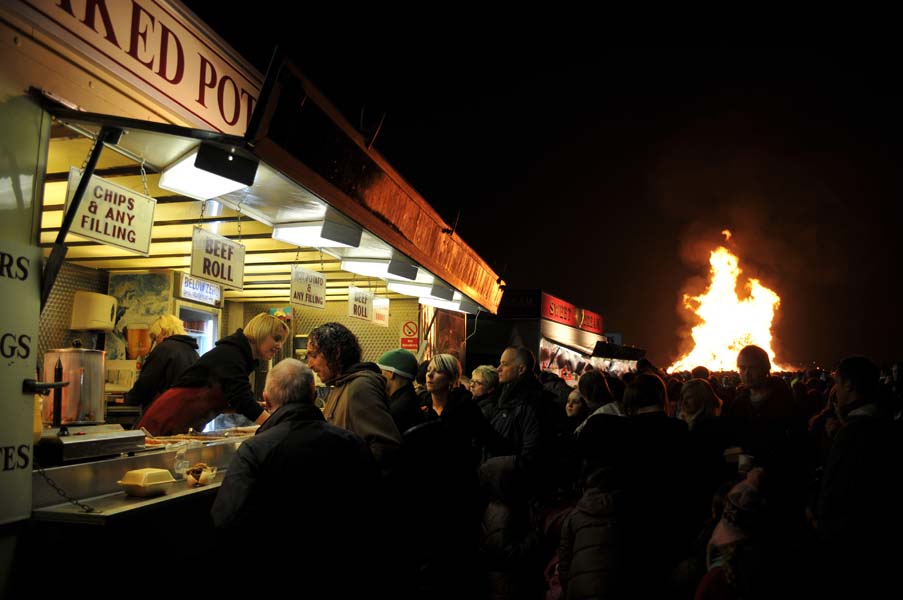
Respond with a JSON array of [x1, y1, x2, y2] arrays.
[[377, 349, 423, 434]]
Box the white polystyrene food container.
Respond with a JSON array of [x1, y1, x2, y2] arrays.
[[117, 468, 176, 497]]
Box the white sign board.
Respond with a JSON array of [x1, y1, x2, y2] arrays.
[[290, 265, 326, 309], [190, 227, 245, 289], [373, 296, 390, 328], [347, 286, 373, 322], [0, 241, 41, 524], [65, 167, 156, 255], [9, 0, 262, 136], [178, 273, 221, 306]]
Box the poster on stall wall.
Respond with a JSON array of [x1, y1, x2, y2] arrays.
[[0, 241, 41, 524], [539, 337, 592, 387], [373, 296, 390, 328], [65, 167, 156, 255], [190, 227, 245, 289], [290, 265, 326, 309], [347, 286, 373, 322]]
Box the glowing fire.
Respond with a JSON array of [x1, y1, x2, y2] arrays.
[[670, 232, 784, 373]]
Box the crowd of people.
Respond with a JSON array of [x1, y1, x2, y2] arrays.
[[128, 314, 903, 599]]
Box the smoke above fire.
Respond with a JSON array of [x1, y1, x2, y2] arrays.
[[669, 230, 786, 373]]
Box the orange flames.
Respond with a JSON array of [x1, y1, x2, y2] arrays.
[[670, 232, 784, 373]]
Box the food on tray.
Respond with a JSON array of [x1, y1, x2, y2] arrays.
[[117, 468, 176, 497], [185, 462, 217, 486]]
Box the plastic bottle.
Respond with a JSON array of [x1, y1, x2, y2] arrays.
[[172, 447, 189, 480]]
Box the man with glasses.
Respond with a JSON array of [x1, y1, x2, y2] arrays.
[[469, 364, 500, 419]]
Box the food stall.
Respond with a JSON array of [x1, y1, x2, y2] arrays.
[[0, 0, 504, 591], [466, 289, 645, 383]]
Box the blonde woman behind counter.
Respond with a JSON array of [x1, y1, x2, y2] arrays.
[[124, 314, 199, 412], [135, 313, 288, 436]]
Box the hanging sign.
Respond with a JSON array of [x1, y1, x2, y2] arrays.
[[347, 286, 373, 322], [290, 265, 326, 309], [65, 167, 156, 255], [373, 296, 390, 328], [190, 227, 245, 289]]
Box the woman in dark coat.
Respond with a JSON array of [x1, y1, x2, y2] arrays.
[[470, 364, 501, 420], [135, 313, 288, 435], [414, 354, 509, 599], [125, 314, 199, 412]]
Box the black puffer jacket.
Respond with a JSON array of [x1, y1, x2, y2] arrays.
[[211, 400, 380, 594], [490, 375, 543, 467], [479, 456, 543, 600], [559, 487, 623, 599], [125, 335, 199, 410], [212, 400, 377, 529]]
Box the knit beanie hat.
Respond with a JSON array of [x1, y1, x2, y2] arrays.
[[377, 349, 418, 380]]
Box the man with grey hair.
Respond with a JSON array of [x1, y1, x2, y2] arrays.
[[211, 358, 379, 591]]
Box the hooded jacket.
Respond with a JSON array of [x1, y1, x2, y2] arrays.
[[323, 362, 402, 474], [559, 487, 623, 599]]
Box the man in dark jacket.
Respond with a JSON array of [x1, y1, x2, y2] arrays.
[[816, 355, 903, 596], [377, 348, 423, 435], [211, 358, 380, 593], [493, 347, 543, 467]]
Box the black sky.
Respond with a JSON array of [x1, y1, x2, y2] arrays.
[[180, 7, 903, 370]]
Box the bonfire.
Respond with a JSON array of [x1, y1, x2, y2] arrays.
[[670, 231, 785, 373]]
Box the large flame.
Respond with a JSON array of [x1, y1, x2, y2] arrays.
[[670, 233, 784, 373]]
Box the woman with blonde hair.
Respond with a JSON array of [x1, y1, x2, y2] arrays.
[[421, 354, 507, 456], [678, 378, 723, 430], [136, 313, 289, 435], [413, 354, 508, 597], [125, 314, 199, 411]]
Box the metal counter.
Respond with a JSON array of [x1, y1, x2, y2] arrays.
[[32, 479, 222, 525], [31, 437, 246, 524]]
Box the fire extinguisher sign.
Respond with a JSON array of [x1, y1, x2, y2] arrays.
[[400, 320, 419, 350]]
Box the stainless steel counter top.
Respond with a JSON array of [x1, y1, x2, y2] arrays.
[[31, 479, 223, 525], [31, 437, 247, 524]]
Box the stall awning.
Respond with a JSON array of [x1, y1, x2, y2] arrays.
[[38, 78, 504, 312]]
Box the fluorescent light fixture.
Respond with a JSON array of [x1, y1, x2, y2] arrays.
[[418, 295, 462, 312], [341, 258, 391, 279], [272, 221, 362, 248], [388, 280, 478, 314], [430, 280, 455, 301], [457, 296, 483, 315], [341, 257, 419, 281], [159, 142, 258, 200], [387, 281, 434, 298], [418, 292, 480, 314]]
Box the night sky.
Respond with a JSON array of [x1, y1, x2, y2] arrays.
[[180, 8, 903, 370]]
